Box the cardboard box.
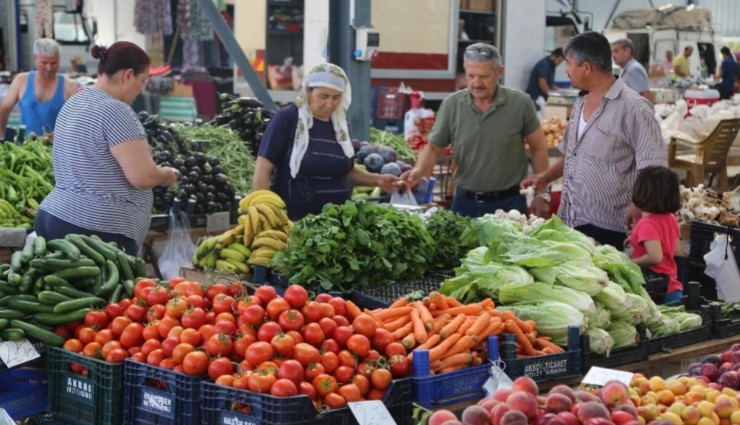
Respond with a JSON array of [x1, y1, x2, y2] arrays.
[[467, 0, 494, 11]]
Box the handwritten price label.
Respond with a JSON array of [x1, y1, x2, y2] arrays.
[[0, 339, 41, 368], [348, 401, 396, 425], [581, 366, 634, 387], [206, 212, 231, 234]]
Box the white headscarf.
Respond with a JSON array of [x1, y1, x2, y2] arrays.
[[289, 63, 354, 178]]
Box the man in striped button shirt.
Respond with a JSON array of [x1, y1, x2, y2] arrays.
[[522, 31, 667, 249]]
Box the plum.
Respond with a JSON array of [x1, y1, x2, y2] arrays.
[[702, 354, 722, 367], [377, 146, 397, 164], [397, 161, 413, 173], [718, 371, 739, 389], [701, 362, 720, 381], [687, 362, 702, 376], [363, 153, 385, 173], [380, 162, 402, 177], [355, 145, 377, 163]]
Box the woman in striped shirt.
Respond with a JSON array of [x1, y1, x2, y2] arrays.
[[35, 42, 179, 254]]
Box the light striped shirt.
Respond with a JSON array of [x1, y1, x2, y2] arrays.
[[557, 78, 667, 232], [39, 87, 152, 247]]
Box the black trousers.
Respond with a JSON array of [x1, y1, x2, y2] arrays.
[[35, 208, 139, 255]]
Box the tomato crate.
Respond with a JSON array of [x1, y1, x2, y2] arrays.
[[199, 377, 413, 425], [350, 277, 446, 310], [47, 346, 125, 425], [123, 359, 206, 425], [645, 306, 712, 355], [0, 368, 48, 419], [581, 324, 648, 369], [499, 326, 582, 383]]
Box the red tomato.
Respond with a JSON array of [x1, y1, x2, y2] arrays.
[[367, 387, 385, 400], [265, 298, 290, 320], [283, 285, 308, 309], [317, 317, 338, 339], [125, 303, 148, 324], [240, 304, 265, 326], [301, 301, 324, 323], [104, 303, 124, 321], [179, 328, 202, 346], [161, 336, 180, 356], [118, 298, 133, 310], [185, 294, 207, 309], [140, 339, 162, 357], [352, 314, 377, 338], [208, 357, 234, 381], [181, 307, 208, 329], [304, 363, 325, 381], [146, 348, 167, 366], [204, 333, 234, 357], [389, 354, 410, 377], [214, 318, 237, 336], [142, 322, 161, 341], [384, 342, 406, 358], [145, 287, 169, 307], [105, 348, 128, 364], [83, 342, 103, 359], [245, 341, 274, 367], [371, 328, 394, 352], [312, 373, 338, 397], [133, 279, 156, 299], [168, 276, 187, 290], [257, 321, 283, 343], [321, 338, 340, 354], [319, 303, 335, 318], [156, 316, 179, 338], [147, 304, 166, 322], [54, 326, 72, 340], [328, 297, 346, 316], [323, 392, 346, 409], [365, 350, 380, 361], [315, 293, 332, 303], [84, 310, 109, 328], [77, 327, 97, 345], [182, 351, 209, 375], [63, 338, 84, 353], [254, 286, 278, 305], [120, 323, 145, 348], [301, 322, 325, 346], [337, 350, 356, 368], [228, 282, 249, 298], [212, 294, 235, 315], [337, 383, 362, 402], [332, 315, 350, 327], [370, 368, 392, 390], [270, 378, 297, 397], [333, 326, 353, 347], [205, 284, 229, 302], [298, 381, 317, 400], [333, 365, 355, 384], [320, 351, 339, 374], [277, 359, 304, 386], [271, 333, 295, 357], [233, 333, 257, 358], [356, 361, 375, 378], [292, 343, 320, 367], [101, 341, 122, 358], [166, 297, 188, 318], [233, 373, 250, 390], [352, 374, 370, 396], [130, 352, 146, 363], [172, 343, 195, 364], [214, 374, 234, 387], [248, 371, 276, 393], [286, 330, 303, 345]]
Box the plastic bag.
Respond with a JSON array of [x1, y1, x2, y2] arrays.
[[703, 234, 740, 303], [0, 408, 13, 425], [390, 188, 418, 207], [158, 211, 197, 280]]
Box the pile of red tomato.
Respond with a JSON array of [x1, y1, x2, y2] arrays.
[[57, 278, 410, 409]]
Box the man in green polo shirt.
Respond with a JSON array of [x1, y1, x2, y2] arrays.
[[401, 43, 550, 217]]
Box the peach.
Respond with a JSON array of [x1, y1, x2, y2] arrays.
[[611, 411, 637, 425], [441, 421, 464, 425], [682, 406, 701, 425], [714, 395, 739, 419], [585, 419, 617, 425], [684, 391, 705, 405], [729, 411, 740, 425], [546, 393, 574, 414], [720, 419, 731, 425], [638, 379, 652, 395], [490, 403, 511, 425], [493, 388, 513, 403], [641, 394, 657, 406], [720, 388, 737, 398], [557, 411, 580, 425], [576, 390, 599, 403], [602, 381, 631, 407], [690, 385, 708, 395], [577, 401, 611, 423], [667, 402, 686, 417], [668, 380, 688, 396], [659, 412, 684, 425], [652, 419, 679, 425], [650, 376, 667, 392], [429, 410, 459, 425], [612, 403, 638, 417], [537, 413, 567, 425], [697, 417, 716, 425], [478, 398, 500, 414], [629, 394, 642, 407], [705, 389, 721, 403], [637, 404, 660, 422], [462, 405, 492, 425], [500, 410, 529, 425], [657, 389, 677, 406], [506, 391, 539, 419], [511, 376, 539, 396], [549, 385, 577, 404], [696, 401, 715, 418]]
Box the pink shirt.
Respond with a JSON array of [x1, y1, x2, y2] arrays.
[[630, 213, 682, 294]]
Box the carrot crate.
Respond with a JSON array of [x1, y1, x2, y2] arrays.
[[499, 326, 582, 383], [47, 346, 125, 425], [123, 359, 206, 425]]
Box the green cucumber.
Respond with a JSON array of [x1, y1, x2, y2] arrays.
[[116, 251, 134, 281], [0, 309, 27, 320], [123, 280, 134, 298], [7, 299, 55, 314], [97, 260, 119, 297], [133, 257, 147, 278], [9, 319, 65, 346], [10, 251, 23, 271], [0, 295, 10, 306], [50, 266, 100, 281], [47, 239, 81, 261], [7, 270, 22, 287], [0, 283, 20, 296], [33, 309, 90, 326], [0, 328, 25, 341], [30, 258, 97, 271], [65, 234, 105, 266], [53, 285, 96, 300], [33, 236, 46, 257], [0, 318, 8, 331], [79, 235, 117, 261], [43, 252, 64, 260], [108, 285, 123, 303], [43, 275, 72, 287], [53, 296, 106, 314], [20, 268, 37, 293], [20, 243, 34, 264], [37, 291, 73, 305]]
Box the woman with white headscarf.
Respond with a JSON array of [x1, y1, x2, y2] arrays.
[[253, 63, 399, 220]]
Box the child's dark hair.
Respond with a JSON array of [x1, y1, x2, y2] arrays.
[[632, 166, 681, 214]]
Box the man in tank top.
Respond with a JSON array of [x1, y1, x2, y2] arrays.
[[0, 38, 78, 138]]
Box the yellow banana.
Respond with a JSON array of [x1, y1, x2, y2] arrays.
[[215, 259, 238, 274], [237, 215, 249, 226], [224, 258, 250, 274], [249, 193, 286, 209], [255, 204, 280, 228], [247, 207, 261, 235], [240, 190, 275, 209], [204, 252, 218, 269], [257, 230, 288, 243], [251, 237, 287, 251], [251, 246, 277, 259], [217, 231, 235, 248], [219, 248, 247, 263], [257, 212, 272, 232], [264, 203, 289, 224], [242, 219, 255, 248], [247, 256, 271, 267], [227, 243, 252, 258]]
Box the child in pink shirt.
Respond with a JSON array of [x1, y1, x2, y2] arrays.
[[627, 166, 683, 304]]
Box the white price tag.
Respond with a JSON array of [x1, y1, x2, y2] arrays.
[[348, 401, 396, 425], [0, 339, 41, 368], [581, 366, 634, 387], [206, 212, 231, 233]]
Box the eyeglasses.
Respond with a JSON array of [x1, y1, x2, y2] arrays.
[[464, 46, 496, 57]]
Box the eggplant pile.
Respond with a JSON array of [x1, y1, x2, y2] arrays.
[[210, 94, 274, 156], [138, 112, 236, 215]]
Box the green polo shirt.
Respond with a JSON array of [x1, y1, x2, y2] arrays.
[[430, 86, 540, 192]]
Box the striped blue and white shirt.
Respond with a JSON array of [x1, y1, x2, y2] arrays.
[[39, 87, 152, 247]]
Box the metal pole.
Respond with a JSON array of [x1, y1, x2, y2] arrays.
[[603, 0, 623, 32], [348, 0, 372, 141], [194, 0, 277, 111]]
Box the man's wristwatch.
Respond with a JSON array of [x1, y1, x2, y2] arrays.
[[535, 192, 551, 203]]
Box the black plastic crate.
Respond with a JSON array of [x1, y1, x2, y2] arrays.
[[499, 326, 582, 383], [710, 304, 740, 338], [47, 346, 125, 425], [582, 324, 648, 369], [350, 278, 445, 310], [689, 260, 718, 301], [123, 359, 206, 425], [200, 377, 412, 425], [689, 220, 739, 265], [645, 306, 712, 355]]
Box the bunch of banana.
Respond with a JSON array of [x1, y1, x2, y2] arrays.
[[192, 235, 253, 275]]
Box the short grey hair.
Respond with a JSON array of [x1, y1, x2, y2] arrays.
[[564, 31, 613, 73], [612, 38, 634, 54], [463, 43, 502, 67], [34, 38, 61, 56]]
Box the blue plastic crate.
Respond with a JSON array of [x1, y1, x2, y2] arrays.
[[499, 326, 582, 383], [123, 359, 206, 425], [0, 368, 48, 419], [200, 377, 412, 425]]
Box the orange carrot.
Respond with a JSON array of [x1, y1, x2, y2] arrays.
[[383, 315, 411, 332], [535, 337, 565, 353], [430, 360, 443, 371], [429, 291, 449, 310], [438, 352, 473, 370], [411, 308, 428, 344], [458, 317, 477, 335], [485, 306, 501, 317], [428, 333, 462, 363], [439, 365, 467, 373], [345, 300, 362, 320], [392, 321, 414, 340], [502, 310, 533, 334], [444, 296, 463, 308], [475, 317, 502, 343], [431, 313, 451, 334], [388, 298, 409, 309], [439, 314, 465, 339], [415, 302, 434, 330], [362, 309, 385, 327], [431, 304, 485, 318], [465, 312, 491, 336], [441, 335, 477, 358], [480, 298, 494, 308], [374, 306, 413, 322], [524, 320, 537, 332], [401, 332, 416, 350], [417, 334, 441, 350], [504, 319, 536, 356]]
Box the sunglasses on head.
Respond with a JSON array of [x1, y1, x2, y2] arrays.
[[464, 46, 496, 57]]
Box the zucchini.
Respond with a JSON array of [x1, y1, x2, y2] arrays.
[[37, 291, 73, 305], [65, 234, 106, 266], [50, 266, 100, 281], [33, 236, 46, 257], [0, 309, 27, 320], [97, 260, 119, 297], [79, 235, 117, 261], [116, 251, 134, 281], [9, 319, 65, 346], [7, 299, 55, 314], [0, 328, 25, 341], [53, 285, 96, 300], [0, 318, 8, 331], [47, 239, 81, 261], [43, 252, 64, 260], [53, 296, 106, 314], [10, 251, 23, 271], [33, 309, 90, 326], [20, 243, 34, 264]]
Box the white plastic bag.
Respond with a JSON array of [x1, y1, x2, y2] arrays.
[[390, 188, 418, 207], [703, 234, 740, 303], [158, 211, 197, 280], [0, 408, 13, 425]]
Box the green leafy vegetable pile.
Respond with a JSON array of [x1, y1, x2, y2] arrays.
[[369, 127, 417, 162], [423, 209, 474, 270], [271, 201, 435, 292]]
